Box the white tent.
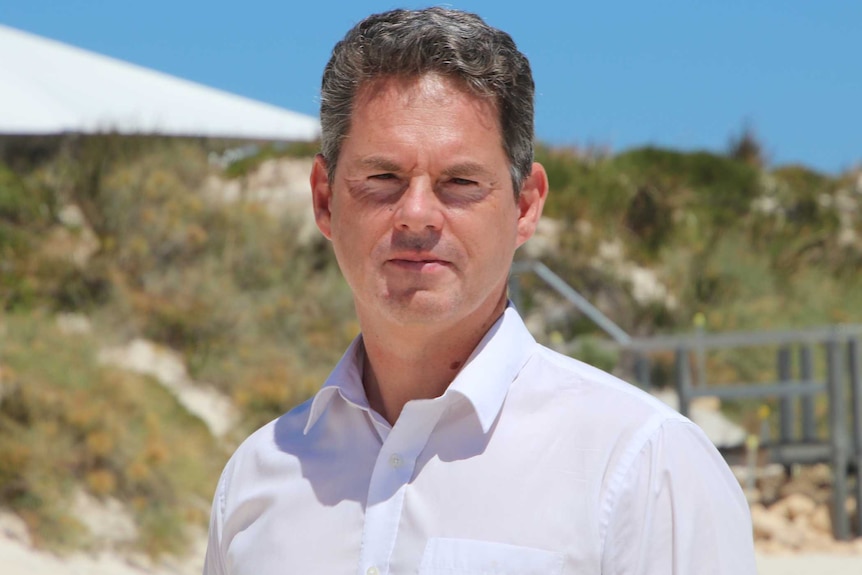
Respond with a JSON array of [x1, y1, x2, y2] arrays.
[[0, 24, 320, 141]]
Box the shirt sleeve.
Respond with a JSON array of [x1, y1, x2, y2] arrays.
[[203, 469, 229, 575], [600, 419, 757, 575]]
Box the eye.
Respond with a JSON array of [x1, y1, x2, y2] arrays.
[[370, 173, 397, 180], [437, 177, 489, 206], [449, 177, 478, 186]]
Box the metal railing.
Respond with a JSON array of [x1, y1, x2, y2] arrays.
[[510, 259, 862, 539]]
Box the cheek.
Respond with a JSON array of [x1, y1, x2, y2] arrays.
[[483, 209, 519, 249], [330, 216, 383, 274]]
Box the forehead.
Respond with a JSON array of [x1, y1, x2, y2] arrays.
[[351, 74, 501, 133]]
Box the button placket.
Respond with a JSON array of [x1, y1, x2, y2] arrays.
[[357, 398, 448, 575]]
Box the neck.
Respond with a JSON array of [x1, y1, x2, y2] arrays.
[[360, 292, 508, 425]]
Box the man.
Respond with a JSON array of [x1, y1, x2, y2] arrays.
[[204, 8, 756, 574]]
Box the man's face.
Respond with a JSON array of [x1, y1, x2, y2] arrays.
[[312, 74, 546, 329]]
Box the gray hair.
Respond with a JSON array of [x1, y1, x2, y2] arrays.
[[319, 7, 535, 195]]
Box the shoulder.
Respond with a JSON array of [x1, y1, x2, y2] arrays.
[[514, 342, 686, 435], [510, 343, 720, 496], [215, 398, 315, 495], [514, 346, 753, 570]]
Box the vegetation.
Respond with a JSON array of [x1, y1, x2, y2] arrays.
[[0, 132, 860, 555], [0, 135, 354, 555], [0, 312, 220, 554], [531, 142, 861, 336]]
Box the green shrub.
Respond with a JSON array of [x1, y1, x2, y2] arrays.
[[0, 312, 224, 555], [612, 146, 760, 230], [0, 163, 59, 312], [536, 144, 629, 225]]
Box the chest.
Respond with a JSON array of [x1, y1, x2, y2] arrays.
[[223, 413, 606, 575]]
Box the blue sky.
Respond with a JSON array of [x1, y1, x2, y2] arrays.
[[3, 0, 860, 174]]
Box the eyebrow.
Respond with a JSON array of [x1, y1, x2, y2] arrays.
[[356, 156, 402, 173], [442, 161, 496, 182]]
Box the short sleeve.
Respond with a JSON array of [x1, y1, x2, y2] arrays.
[[601, 419, 757, 575]]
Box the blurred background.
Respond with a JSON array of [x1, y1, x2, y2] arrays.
[[0, 1, 860, 573]]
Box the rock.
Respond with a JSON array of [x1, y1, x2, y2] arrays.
[[40, 224, 100, 267], [589, 239, 678, 309], [201, 157, 319, 244], [759, 465, 788, 504], [0, 510, 31, 546], [98, 338, 238, 437], [750, 497, 837, 551], [743, 487, 762, 506], [522, 217, 561, 260], [808, 463, 833, 487], [811, 504, 832, 534], [779, 479, 828, 504], [773, 493, 817, 521], [57, 204, 88, 228], [691, 395, 720, 412], [72, 489, 137, 545], [751, 503, 789, 540]]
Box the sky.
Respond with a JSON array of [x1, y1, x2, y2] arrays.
[[2, 0, 860, 174]]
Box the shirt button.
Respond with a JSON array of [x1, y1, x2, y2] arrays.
[[389, 453, 403, 468], [367, 567, 380, 575]]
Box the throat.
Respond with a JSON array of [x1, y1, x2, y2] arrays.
[[361, 346, 469, 426]]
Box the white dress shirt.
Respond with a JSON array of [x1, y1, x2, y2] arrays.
[[204, 306, 756, 575]]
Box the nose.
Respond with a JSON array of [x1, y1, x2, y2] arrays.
[[394, 177, 444, 231]]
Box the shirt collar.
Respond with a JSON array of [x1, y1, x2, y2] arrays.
[[444, 304, 536, 433], [303, 304, 536, 435], [303, 336, 369, 434]]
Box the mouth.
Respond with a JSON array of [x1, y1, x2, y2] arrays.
[[386, 256, 451, 272]]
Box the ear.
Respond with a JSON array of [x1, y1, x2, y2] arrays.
[[515, 162, 548, 248], [310, 154, 334, 240]]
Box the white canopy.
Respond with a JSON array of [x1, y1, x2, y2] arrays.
[[0, 24, 320, 141]]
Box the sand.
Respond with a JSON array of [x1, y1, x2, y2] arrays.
[[757, 552, 862, 574], [0, 512, 204, 575], [3, 531, 862, 575]]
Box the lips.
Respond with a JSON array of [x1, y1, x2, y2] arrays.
[[386, 254, 451, 271]]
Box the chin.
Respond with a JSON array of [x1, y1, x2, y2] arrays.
[[381, 291, 463, 325]]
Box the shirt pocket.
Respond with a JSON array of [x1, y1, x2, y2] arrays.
[[418, 537, 564, 575]]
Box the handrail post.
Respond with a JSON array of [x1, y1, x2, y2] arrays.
[[799, 344, 816, 442], [778, 345, 794, 443], [635, 353, 651, 391], [675, 346, 692, 419], [848, 336, 861, 537], [826, 337, 850, 540], [695, 324, 707, 387]]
